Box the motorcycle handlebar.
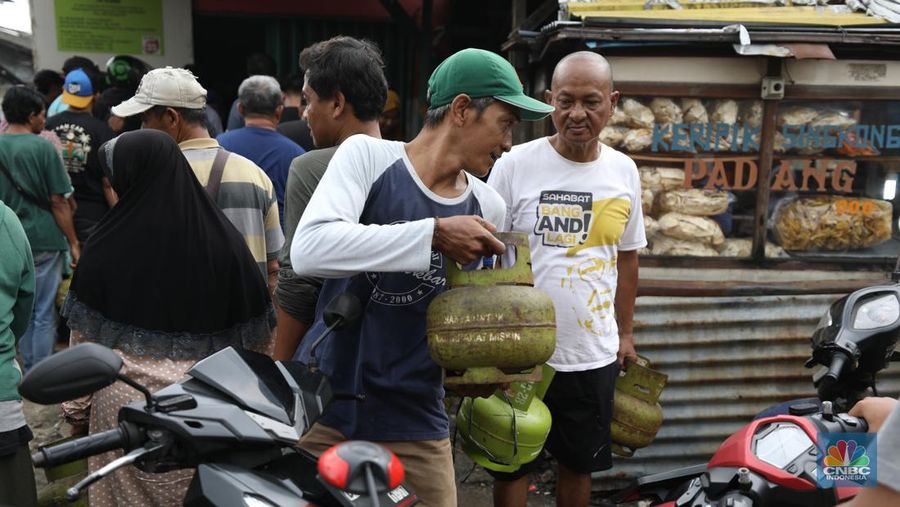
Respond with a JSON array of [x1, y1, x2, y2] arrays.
[[823, 351, 849, 384], [32, 423, 144, 469]]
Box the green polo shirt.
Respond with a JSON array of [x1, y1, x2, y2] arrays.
[[0, 133, 73, 252], [0, 201, 34, 402]]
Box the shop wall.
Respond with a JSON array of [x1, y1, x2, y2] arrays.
[[609, 56, 767, 84], [785, 59, 900, 87], [606, 57, 900, 88], [30, 0, 193, 72]]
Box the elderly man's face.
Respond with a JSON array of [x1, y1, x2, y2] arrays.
[[546, 61, 618, 147]]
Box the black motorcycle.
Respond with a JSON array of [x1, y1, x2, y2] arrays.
[[20, 294, 418, 507]]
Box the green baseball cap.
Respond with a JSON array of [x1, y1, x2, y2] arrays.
[[427, 48, 554, 121]]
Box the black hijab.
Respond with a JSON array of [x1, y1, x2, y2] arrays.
[[64, 129, 273, 359]]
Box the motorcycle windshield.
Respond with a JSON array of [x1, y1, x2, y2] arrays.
[[188, 347, 294, 425]]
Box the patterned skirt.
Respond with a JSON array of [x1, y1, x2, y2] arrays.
[[62, 332, 196, 507]]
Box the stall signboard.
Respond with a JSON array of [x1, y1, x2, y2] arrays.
[[650, 120, 900, 193], [601, 96, 899, 260], [685, 157, 857, 193], [651, 123, 900, 154], [55, 0, 164, 56]]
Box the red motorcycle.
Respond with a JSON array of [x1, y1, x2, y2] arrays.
[[606, 278, 900, 506]]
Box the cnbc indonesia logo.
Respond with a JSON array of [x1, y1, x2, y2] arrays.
[[820, 437, 874, 486]]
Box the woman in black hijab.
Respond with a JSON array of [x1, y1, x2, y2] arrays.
[[62, 130, 275, 506]]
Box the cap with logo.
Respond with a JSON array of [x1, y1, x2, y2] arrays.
[[111, 67, 207, 118], [426, 49, 554, 121], [62, 68, 94, 109]]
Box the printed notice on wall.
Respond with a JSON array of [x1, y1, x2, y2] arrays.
[[55, 0, 164, 55]]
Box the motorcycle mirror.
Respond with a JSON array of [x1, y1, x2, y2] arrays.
[[318, 441, 404, 495], [323, 292, 362, 330], [308, 293, 363, 373], [890, 350, 900, 362], [19, 343, 123, 404]]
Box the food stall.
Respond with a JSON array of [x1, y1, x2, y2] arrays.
[[504, 0, 900, 488]]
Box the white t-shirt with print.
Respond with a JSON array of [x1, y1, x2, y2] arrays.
[[488, 137, 646, 371]]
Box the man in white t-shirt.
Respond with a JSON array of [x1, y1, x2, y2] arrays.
[[488, 52, 646, 507]]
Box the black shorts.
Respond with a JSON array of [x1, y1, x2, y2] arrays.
[[488, 361, 620, 481]]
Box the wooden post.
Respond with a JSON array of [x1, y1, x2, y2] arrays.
[[752, 58, 781, 260]]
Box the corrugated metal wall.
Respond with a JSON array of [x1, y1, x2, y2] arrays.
[[594, 291, 900, 489]]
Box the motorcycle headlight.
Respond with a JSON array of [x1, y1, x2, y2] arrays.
[[852, 293, 900, 330]]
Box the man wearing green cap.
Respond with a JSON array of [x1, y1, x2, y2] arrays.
[[488, 51, 646, 507], [289, 48, 553, 506]]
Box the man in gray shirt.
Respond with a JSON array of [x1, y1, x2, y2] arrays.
[[273, 36, 387, 361]]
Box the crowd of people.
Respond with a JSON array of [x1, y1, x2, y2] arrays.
[[0, 35, 898, 507]]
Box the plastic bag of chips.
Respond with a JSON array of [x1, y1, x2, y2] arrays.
[[810, 110, 856, 131], [644, 215, 659, 240], [659, 189, 730, 216], [599, 126, 629, 148], [623, 128, 653, 152], [650, 98, 683, 124], [622, 98, 655, 129], [777, 106, 817, 129], [740, 101, 763, 128], [642, 188, 655, 216], [609, 107, 628, 126], [719, 238, 786, 257], [710, 99, 739, 125], [772, 195, 893, 251], [639, 166, 686, 193], [658, 212, 725, 247], [651, 235, 720, 257], [681, 98, 708, 124]]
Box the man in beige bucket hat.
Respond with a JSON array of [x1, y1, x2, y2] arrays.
[[113, 67, 284, 294]]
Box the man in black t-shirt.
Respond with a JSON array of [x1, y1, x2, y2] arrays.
[[46, 69, 117, 242], [275, 73, 315, 151]]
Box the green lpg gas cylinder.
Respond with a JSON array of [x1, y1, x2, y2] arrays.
[[611, 356, 668, 457], [457, 365, 555, 473], [427, 232, 556, 385]]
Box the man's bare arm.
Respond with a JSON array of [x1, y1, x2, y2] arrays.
[[615, 249, 639, 368], [101, 176, 119, 208], [50, 194, 80, 266], [273, 305, 311, 362], [267, 258, 279, 299]]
